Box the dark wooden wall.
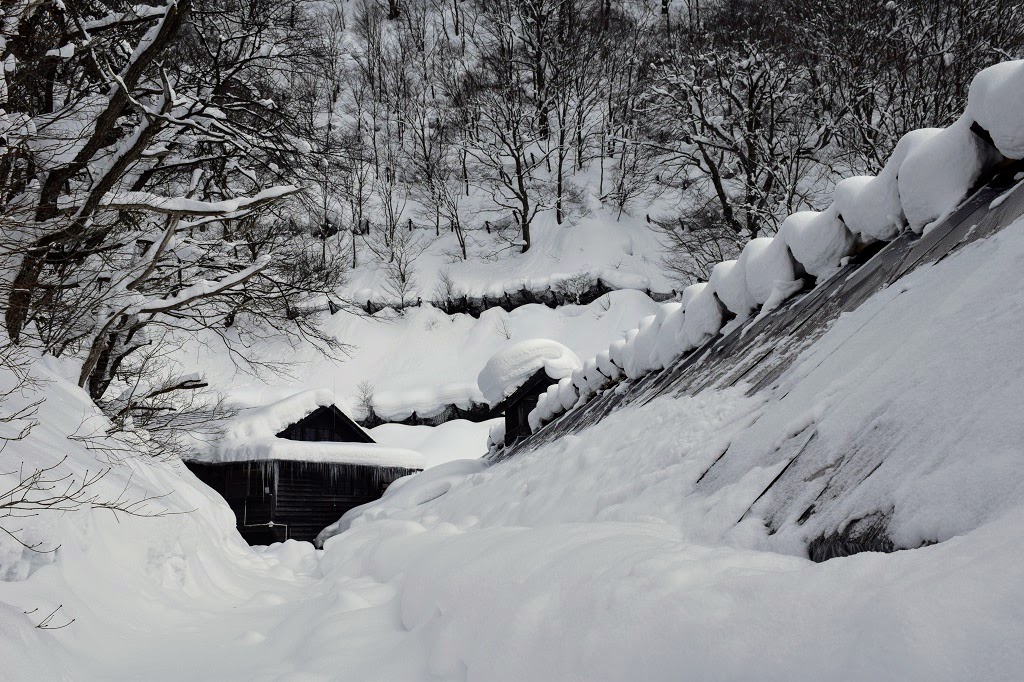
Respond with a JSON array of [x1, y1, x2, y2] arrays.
[[186, 460, 419, 545], [505, 394, 540, 446], [499, 370, 557, 446]]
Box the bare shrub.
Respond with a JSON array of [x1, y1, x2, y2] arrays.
[[433, 268, 464, 312], [651, 207, 742, 286], [554, 272, 595, 305]]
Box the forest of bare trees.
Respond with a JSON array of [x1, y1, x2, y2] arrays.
[[1, 0, 1022, 418]]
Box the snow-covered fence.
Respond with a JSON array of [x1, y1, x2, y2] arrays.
[[359, 274, 675, 317], [357, 400, 492, 429], [483, 215, 516, 234], [491, 59, 1024, 462]]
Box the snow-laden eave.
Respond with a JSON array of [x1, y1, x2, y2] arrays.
[[192, 438, 425, 469]]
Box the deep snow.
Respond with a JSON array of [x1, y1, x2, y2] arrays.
[[4, 56, 1024, 682], [185, 289, 661, 424], [3, 212, 1024, 680]]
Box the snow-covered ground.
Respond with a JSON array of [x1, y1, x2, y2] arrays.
[[185, 289, 661, 423], [368, 419, 500, 468], [345, 192, 676, 307], [3, 208, 1024, 680]]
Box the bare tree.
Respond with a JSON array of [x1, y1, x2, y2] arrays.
[[647, 41, 830, 240], [0, 0, 348, 407], [463, 36, 556, 253]]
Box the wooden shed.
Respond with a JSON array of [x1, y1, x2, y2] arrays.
[[490, 367, 559, 446], [185, 391, 423, 546], [478, 339, 583, 449]]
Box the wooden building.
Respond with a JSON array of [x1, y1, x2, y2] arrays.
[[478, 339, 583, 449], [185, 392, 423, 546], [490, 367, 560, 446]]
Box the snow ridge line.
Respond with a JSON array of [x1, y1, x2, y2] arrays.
[[492, 160, 1024, 463], [488, 58, 1024, 461]]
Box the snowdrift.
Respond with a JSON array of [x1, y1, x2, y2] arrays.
[[313, 208, 1024, 679]]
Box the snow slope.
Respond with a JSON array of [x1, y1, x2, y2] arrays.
[[3, 210, 1024, 681], [345, 206, 675, 306]]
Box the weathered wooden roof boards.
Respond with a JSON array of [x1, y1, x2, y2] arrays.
[[185, 391, 423, 545], [490, 161, 1024, 561], [499, 161, 1024, 463]]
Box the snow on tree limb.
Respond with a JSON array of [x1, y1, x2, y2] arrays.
[[137, 256, 272, 314], [98, 186, 301, 217]]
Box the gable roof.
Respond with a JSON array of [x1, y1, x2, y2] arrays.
[[490, 367, 558, 417], [277, 404, 375, 444], [190, 389, 424, 468], [222, 389, 343, 443]]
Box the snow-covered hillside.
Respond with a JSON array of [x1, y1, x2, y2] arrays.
[[186, 289, 661, 425], [345, 208, 675, 307]]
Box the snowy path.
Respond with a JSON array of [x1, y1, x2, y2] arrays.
[[8, 508, 1024, 680]]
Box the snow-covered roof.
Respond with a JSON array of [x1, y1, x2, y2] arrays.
[[221, 388, 343, 443], [207, 439, 424, 469], [200, 389, 424, 469], [968, 59, 1024, 159], [518, 61, 1024, 439], [477, 339, 582, 407]]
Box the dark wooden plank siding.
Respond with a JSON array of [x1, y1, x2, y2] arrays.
[[185, 460, 420, 545]]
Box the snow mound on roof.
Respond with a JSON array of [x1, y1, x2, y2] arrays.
[[223, 388, 341, 443], [651, 302, 685, 369], [741, 237, 798, 305], [898, 117, 999, 232], [968, 59, 1024, 159], [623, 314, 659, 378], [679, 283, 723, 351], [833, 128, 940, 241], [710, 259, 756, 318], [780, 205, 854, 279], [477, 339, 583, 406], [202, 389, 424, 468]]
